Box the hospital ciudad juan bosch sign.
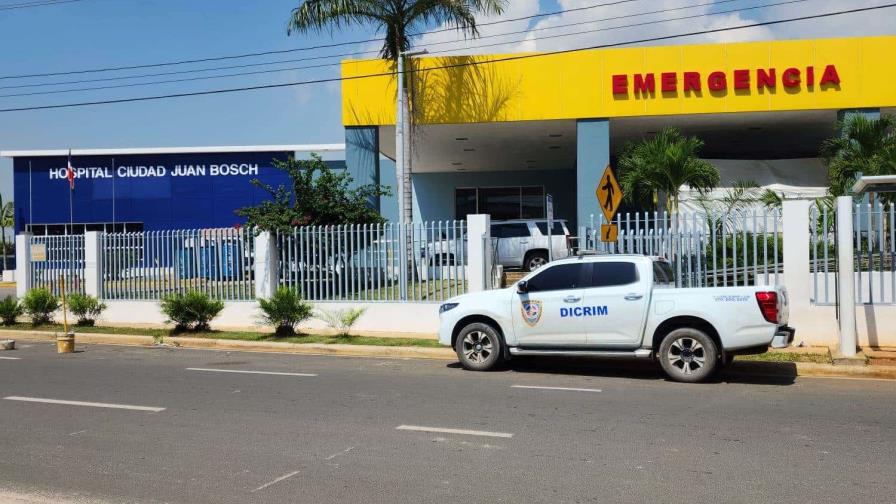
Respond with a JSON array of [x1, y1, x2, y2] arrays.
[[611, 64, 842, 95]]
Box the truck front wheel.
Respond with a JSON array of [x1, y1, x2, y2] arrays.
[[455, 322, 503, 371], [658, 328, 719, 383]]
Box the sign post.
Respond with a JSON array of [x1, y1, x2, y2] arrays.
[[595, 165, 622, 243], [546, 194, 554, 261]]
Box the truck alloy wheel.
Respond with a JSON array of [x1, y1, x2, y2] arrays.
[[658, 328, 718, 383], [455, 322, 503, 371], [526, 252, 549, 271]]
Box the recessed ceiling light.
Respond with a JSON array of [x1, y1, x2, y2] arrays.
[[748, 127, 763, 131], [451, 162, 463, 166], [549, 145, 561, 150], [525, 160, 536, 163], [456, 168, 467, 171], [548, 133, 563, 138], [463, 148, 475, 152], [455, 137, 469, 141]]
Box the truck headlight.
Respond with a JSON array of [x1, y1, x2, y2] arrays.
[[439, 302, 459, 314]]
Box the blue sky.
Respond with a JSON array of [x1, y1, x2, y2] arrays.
[[1, 0, 894, 204]]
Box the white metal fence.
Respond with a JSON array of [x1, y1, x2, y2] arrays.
[[581, 210, 783, 288], [277, 221, 468, 302], [28, 234, 86, 296], [100, 227, 255, 300], [811, 202, 895, 305]]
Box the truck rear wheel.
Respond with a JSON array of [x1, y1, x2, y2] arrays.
[[455, 322, 503, 371], [658, 328, 719, 383], [524, 251, 548, 271]]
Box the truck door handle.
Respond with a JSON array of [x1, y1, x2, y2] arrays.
[[624, 293, 644, 301], [563, 296, 581, 303]]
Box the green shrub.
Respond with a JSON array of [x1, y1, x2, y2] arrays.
[[258, 287, 312, 336], [315, 307, 366, 337], [0, 296, 23, 326], [160, 291, 224, 332], [22, 288, 59, 325], [67, 293, 107, 327]]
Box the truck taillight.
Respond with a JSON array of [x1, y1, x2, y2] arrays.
[[755, 291, 778, 324]]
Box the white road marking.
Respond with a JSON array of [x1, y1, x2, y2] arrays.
[[798, 375, 896, 383], [0, 356, 21, 360], [325, 446, 354, 460], [69, 430, 88, 436], [251, 470, 300, 493], [186, 368, 317, 377], [3, 396, 165, 413], [396, 425, 514, 439], [512, 385, 602, 393]]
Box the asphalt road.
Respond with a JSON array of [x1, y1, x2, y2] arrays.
[[1, 343, 894, 504]]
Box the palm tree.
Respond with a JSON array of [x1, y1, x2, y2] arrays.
[[0, 194, 13, 272], [288, 0, 507, 224], [618, 127, 720, 216], [822, 114, 896, 199]]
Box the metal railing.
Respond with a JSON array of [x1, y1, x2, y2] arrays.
[[29, 234, 85, 296], [581, 210, 783, 288], [811, 202, 895, 305], [277, 221, 467, 302], [100, 227, 255, 300]]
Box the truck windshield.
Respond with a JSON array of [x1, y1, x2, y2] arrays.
[[653, 261, 675, 285]]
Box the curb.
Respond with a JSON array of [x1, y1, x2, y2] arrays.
[[3, 329, 896, 379], [0, 329, 456, 361]]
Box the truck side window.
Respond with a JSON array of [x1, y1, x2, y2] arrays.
[[589, 262, 639, 287], [491, 223, 530, 238], [652, 261, 675, 284], [534, 221, 566, 235], [526, 263, 586, 292]]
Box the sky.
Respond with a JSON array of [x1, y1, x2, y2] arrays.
[[1, 0, 895, 206]]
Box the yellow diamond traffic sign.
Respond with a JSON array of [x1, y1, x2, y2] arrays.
[[595, 165, 622, 222], [600, 224, 618, 243]]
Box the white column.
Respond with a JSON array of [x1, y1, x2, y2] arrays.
[[15, 233, 32, 298], [836, 196, 857, 357], [83, 231, 102, 298], [782, 200, 811, 312], [254, 231, 279, 299], [466, 214, 492, 292]]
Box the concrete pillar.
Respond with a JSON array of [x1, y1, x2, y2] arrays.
[[345, 126, 381, 210], [836, 196, 857, 357], [15, 233, 31, 298], [782, 200, 811, 314], [576, 119, 610, 231], [83, 231, 102, 298], [466, 214, 492, 292], [254, 231, 279, 299]]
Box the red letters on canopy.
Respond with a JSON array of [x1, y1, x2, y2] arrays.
[[611, 65, 841, 96]]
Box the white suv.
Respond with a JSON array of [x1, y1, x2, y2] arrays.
[[491, 219, 571, 271]]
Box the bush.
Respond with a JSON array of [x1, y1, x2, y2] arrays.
[[22, 288, 59, 326], [67, 293, 107, 327], [0, 296, 23, 326], [258, 287, 312, 336], [160, 291, 224, 332], [315, 307, 366, 337]]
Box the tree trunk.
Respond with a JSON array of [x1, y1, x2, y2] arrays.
[[0, 230, 6, 272]]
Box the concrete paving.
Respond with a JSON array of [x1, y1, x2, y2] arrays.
[[1, 342, 894, 503]]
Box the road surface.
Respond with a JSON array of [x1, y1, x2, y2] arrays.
[[0, 342, 894, 503]]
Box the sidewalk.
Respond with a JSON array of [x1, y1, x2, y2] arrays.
[[3, 328, 896, 380]]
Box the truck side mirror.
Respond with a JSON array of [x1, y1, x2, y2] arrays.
[[517, 280, 528, 294]]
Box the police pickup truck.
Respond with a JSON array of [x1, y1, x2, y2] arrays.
[[438, 255, 794, 383]]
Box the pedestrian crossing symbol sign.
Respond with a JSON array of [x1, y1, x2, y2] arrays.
[[595, 165, 622, 222], [600, 224, 618, 243]]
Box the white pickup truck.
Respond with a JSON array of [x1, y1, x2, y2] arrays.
[[438, 255, 794, 382]]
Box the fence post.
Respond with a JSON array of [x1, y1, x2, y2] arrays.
[[84, 231, 102, 298], [15, 233, 32, 298], [466, 214, 491, 292], [254, 231, 279, 300], [782, 200, 811, 317], [835, 196, 857, 357]]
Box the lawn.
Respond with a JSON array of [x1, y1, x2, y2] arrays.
[[0, 323, 442, 348]]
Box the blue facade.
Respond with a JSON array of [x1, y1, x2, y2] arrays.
[[12, 151, 346, 233]]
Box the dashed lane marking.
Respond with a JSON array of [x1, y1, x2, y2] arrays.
[[396, 425, 513, 438], [4, 396, 164, 412], [186, 368, 317, 377]]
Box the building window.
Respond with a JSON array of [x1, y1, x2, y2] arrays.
[[454, 186, 545, 220], [26, 222, 144, 235]]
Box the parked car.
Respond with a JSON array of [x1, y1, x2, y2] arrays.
[[491, 219, 571, 271], [438, 255, 794, 383]]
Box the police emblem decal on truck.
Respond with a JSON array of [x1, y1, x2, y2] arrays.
[[521, 300, 543, 326]]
